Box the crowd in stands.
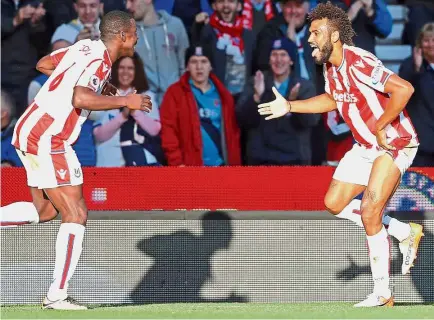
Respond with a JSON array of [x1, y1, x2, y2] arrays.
[[1, 0, 434, 167]]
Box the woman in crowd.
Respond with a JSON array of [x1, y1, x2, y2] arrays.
[[399, 22, 434, 167], [93, 53, 164, 166]]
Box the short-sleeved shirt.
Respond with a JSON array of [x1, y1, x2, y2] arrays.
[[324, 44, 418, 150], [12, 39, 112, 155]]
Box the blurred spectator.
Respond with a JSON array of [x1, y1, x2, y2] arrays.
[[191, 0, 255, 100], [255, 0, 327, 165], [399, 22, 434, 167], [43, 0, 76, 33], [320, 0, 392, 54], [93, 53, 162, 167], [2, 0, 48, 116], [126, 0, 189, 106], [155, 0, 213, 38], [160, 46, 241, 166], [400, 0, 434, 47], [51, 0, 103, 45], [323, 111, 353, 166], [236, 38, 318, 165], [1, 90, 23, 167], [255, 0, 317, 82], [240, 0, 280, 38]]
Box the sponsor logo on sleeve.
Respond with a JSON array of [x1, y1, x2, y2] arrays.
[[88, 75, 101, 91], [371, 65, 382, 85]]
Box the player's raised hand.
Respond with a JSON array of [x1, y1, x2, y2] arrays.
[[375, 128, 396, 151], [125, 93, 152, 113], [258, 87, 291, 120]]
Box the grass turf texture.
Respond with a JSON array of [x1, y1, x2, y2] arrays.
[[2, 303, 434, 319]]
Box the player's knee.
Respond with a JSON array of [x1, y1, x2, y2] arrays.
[[324, 195, 342, 215]]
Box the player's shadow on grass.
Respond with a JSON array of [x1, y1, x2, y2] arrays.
[[130, 211, 248, 304], [336, 217, 434, 302]]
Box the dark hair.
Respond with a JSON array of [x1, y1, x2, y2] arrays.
[[100, 10, 133, 40], [111, 53, 149, 93], [308, 1, 355, 46]]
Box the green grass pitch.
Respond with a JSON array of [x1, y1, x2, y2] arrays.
[[2, 303, 434, 319]]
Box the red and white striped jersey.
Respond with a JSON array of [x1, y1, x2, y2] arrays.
[[324, 44, 418, 150], [12, 39, 112, 155]]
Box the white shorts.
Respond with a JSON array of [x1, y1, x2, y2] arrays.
[[16, 147, 83, 189], [333, 144, 418, 186]]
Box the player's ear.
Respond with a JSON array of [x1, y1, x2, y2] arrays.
[[331, 30, 340, 44], [121, 31, 126, 42]]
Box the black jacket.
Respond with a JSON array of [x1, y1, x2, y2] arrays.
[[399, 57, 434, 153], [191, 21, 255, 91], [1, 0, 49, 112], [253, 14, 323, 93], [236, 71, 319, 165]]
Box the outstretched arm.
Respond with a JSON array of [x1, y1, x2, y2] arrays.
[[258, 87, 337, 120], [290, 92, 337, 114]]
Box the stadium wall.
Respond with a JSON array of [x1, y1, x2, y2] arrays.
[[1, 216, 433, 304], [1, 167, 433, 304], [2, 167, 434, 211]]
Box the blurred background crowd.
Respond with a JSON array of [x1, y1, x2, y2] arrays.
[[1, 0, 433, 168]]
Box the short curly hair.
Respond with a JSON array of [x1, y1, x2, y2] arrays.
[[308, 1, 356, 46]]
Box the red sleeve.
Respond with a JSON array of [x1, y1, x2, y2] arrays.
[[50, 47, 69, 67], [160, 87, 184, 166]]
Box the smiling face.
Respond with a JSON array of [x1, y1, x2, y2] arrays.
[[308, 18, 335, 65], [117, 57, 135, 89], [270, 49, 292, 77], [212, 0, 241, 23], [74, 0, 102, 24], [281, 0, 309, 29], [421, 31, 434, 62]]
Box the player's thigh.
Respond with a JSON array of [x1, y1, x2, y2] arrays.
[[40, 149, 86, 224], [324, 179, 366, 214], [362, 154, 402, 215], [44, 185, 88, 224]]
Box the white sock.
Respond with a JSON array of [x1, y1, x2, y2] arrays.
[[336, 199, 363, 227], [366, 226, 391, 298], [384, 217, 411, 242], [47, 223, 85, 301], [0, 202, 39, 228]]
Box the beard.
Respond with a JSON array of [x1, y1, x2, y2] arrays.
[[314, 40, 333, 65]]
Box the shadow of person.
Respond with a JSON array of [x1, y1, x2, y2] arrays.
[[336, 218, 434, 302], [130, 211, 248, 304]]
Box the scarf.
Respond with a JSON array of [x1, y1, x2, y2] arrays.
[[209, 12, 245, 63], [241, 0, 274, 30]]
